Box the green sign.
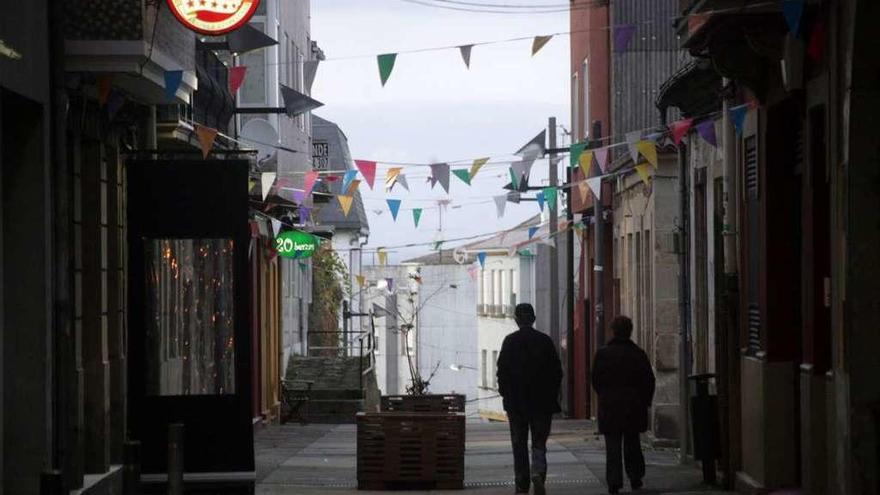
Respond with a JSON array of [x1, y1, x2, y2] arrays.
[[275, 230, 319, 259]]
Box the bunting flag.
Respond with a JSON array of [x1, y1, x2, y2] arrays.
[[782, 0, 806, 38], [509, 167, 520, 189], [355, 160, 377, 189], [281, 85, 324, 117], [342, 170, 358, 193], [536, 190, 546, 212], [729, 104, 748, 136], [106, 90, 125, 120], [543, 187, 558, 211], [531, 35, 553, 56], [385, 167, 403, 190], [412, 208, 422, 227], [356, 275, 366, 288], [637, 140, 658, 168], [299, 206, 311, 223], [634, 163, 652, 185], [577, 182, 590, 204], [613, 24, 637, 53], [570, 142, 586, 168], [696, 120, 718, 147], [452, 169, 471, 186], [494, 195, 507, 218], [594, 146, 609, 173], [164, 70, 183, 102], [195, 124, 218, 159], [387, 199, 402, 221], [587, 176, 603, 200], [303, 170, 320, 196], [271, 218, 282, 237], [579, 150, 594, 178], [470, 157, 489, 179], [377, 53, 397, 86], [229, 66, 247, 93], [467, 264, 479, 282], [303, 60, 320, 92], [626, 131, 642, 164], [97, 75, 113, 106], [688, 13, 711, 35], [292, 189, 306, 204], [378, 251, 388, 266], [670, 118, 694, 146], [249, 179, 257, 193], [337, 195, 354, 216], [459, 44, 473, 69], [261, 172, 276, 201], [807, 19, 825, 62], [511, 160, 531, 187], [477, 252, 487, 268], [516, 130, 546, 159], [528, 227, 539, 240], [430, 163, 451, 193], [396, 174, 410, 192]]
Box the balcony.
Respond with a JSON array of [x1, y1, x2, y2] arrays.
[[65, 0, 198, 104]]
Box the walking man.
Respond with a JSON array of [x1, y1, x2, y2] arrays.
[[591, 316, 656, 494], [497, 303, 563, 494]]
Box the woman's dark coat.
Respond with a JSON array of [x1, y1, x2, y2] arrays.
[[497, 327, 563, 415], [591, 337, 656, 434]]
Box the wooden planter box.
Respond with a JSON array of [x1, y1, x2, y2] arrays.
[[380, 394, 465, 413], [357, 412, 465, 490]]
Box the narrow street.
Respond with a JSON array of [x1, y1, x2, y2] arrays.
[[255, 420, 730, 495]]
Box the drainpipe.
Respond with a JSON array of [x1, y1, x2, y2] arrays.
[[678, 142, 691, 462]]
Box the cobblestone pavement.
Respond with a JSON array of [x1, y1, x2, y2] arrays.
[[255, 420, 733, 495]]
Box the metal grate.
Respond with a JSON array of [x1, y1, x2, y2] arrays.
[[745, 135, 759, 199], [747, 303, 762, 352]]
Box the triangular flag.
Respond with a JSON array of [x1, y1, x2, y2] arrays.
[[543, 187, 558, 211], [355, 160, 377, 189], [292, 189, 305, 204], [459, 45, 473, 68], [452, 169, 471, 186], [696, 120, 718, 147], [97, 75, 113, 106], [477, 252, 487, 268], [536, 191, 546, 212], [377, 53, 397, 87], [412, 208, 422, 227], [586, 177, 603, 200], [532, 35, 553, 56], [280, 85, 324, 117], [729, 104, 748, 136], [579, 150, 594, 178], [164, 70, 183, 102], [303, 170, 320, 196], [338, 195, 354, 217], [430, 163, 451, 193], [509, 167, 519, 189], [303, 60, 320, 92], [378, 251, 388, 266], [782, 0, 806, 38], [299, 206, 311, 223], [516, 130, 546, 159], [494, 195, 507, 218], [570, 142, 586, 168], [396, 174, 410, 192], [613, 24, 637, 53], [342, 170, 358, 193], [467, 265, 479, 282], [594, 147, 609, 173], [427, 176, 438, 189], [249, 179, 257, 192], [626, 131, 642, 163], [670, 118, 694, 146], [387, 199, 402, 221], [385, 167, 403, 190], [345, 179, 362, 196], [577, 182, 590, 204], [470, 157, 489, 179], [807, 19, 825, 62], [637, 141, 658, 168], [511, 160, 530, 187], [528, 227, 539, 239], [635, 163, 652, 185], [356, 275, 366, 288], [195, 124, 218, 159], [261, 172, 277, 201], [688, 13, 711, 35], [229, 66, 247, 94], [271, 218, 282, 237]]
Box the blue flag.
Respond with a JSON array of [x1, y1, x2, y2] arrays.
[[342, 170, 358, 193], [528, 227, 538, 240], [478, 252, 487, 268], [782, 0, 805, 38], [387, 199, 402, 221], [730, 104, 749, 136], [536, 191, 546, 212], [164, 70, 183, 102]]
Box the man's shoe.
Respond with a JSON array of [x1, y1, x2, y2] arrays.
[[514, 487, 529, 494], [631, 479, 643, 490], [608, 486, 621, 494], [531, 475, 546, 495]]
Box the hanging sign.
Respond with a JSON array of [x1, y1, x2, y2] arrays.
[[275, 230, 319, 259], [312, 141, 329, 170], [166, 0, 261, 36]]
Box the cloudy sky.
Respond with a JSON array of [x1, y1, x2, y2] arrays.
[[310, 1, 571, 263]]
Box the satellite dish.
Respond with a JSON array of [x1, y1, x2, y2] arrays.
[[240, 118, 279, 164], [453, 247, 469, 265]]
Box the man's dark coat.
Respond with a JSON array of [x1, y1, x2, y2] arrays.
[[591, 337, 656, 434], [497, 327, 563, 415]]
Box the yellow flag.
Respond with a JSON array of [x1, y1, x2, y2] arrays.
[[470, 157, 490, 180], [377, 251, 388, 266], [532, 35, 553, 56], [636, 140, 658, 168], [337, 195, 354, 216], [579, 151, 593, 178], [385, 167, 402, 190], [248, 179, 256, 192], [356, 275, 366, 288], [195, 124, 218, 159], [577, 182, 590, 204], [635, 163, 652, 185]]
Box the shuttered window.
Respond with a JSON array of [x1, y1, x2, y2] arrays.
[[744, 135, 761, 353]]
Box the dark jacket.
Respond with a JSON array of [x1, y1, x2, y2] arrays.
[[591, 337, 656, 434], [497, 326, 563, 415]]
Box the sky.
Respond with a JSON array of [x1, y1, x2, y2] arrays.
[[310, 0, 571, 263]]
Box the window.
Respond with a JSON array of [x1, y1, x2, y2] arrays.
[[491, 351, 499, 389], [481, 350, 488, 387], [239, 23, 267, 105], [582, 58, 590, 140]]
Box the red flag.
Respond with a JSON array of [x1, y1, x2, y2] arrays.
[[670, 118, 694, 146], [229, 66, 247, 94], [303, 170, 320, 196], [354, 160, 377, 189], [807, 19, 826, 63], [195, 124, 219, 158]]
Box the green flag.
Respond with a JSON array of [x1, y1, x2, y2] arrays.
[[413, 208, 423, 228], [377, 53, 397, 87], [543, 186, 558, 211], [452, 169, 471, 186], [509, 167, 519, 189], [569, 142, 586, 168]]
